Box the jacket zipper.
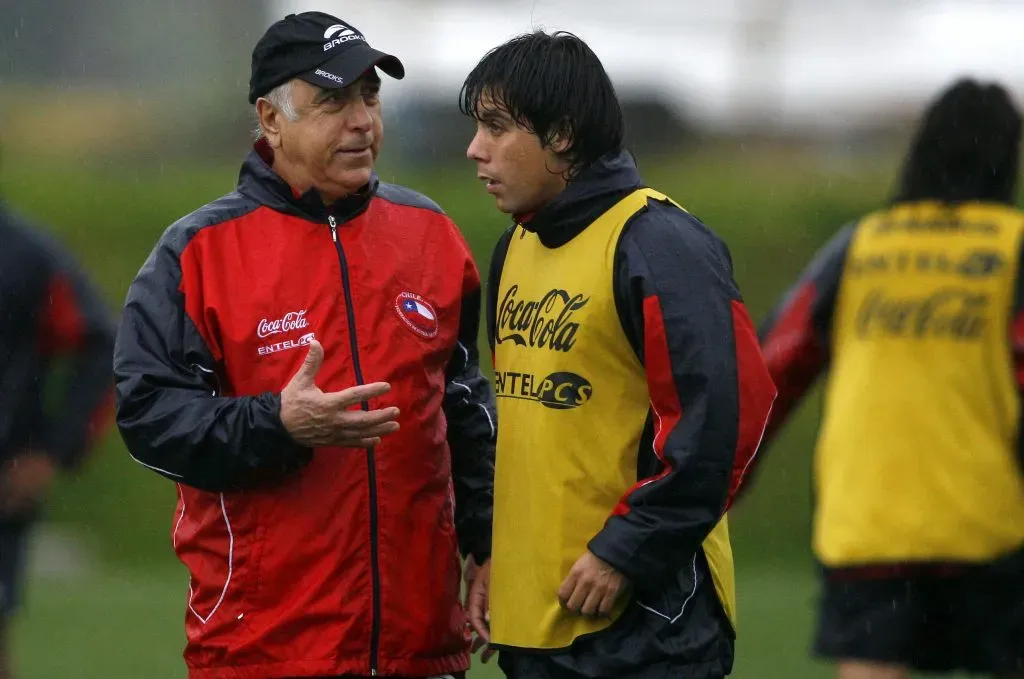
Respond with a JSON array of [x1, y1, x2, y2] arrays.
[[329, 215, 382, 676]]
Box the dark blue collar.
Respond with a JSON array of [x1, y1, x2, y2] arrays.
[[519, 148, 643, 248]]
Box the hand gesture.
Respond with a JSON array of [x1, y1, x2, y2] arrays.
[[557, 551, 629, 618], [280, 340, 400, 448]]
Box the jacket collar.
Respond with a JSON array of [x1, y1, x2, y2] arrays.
[[236, 138, 378, 224], [518, 148, 643, 248]]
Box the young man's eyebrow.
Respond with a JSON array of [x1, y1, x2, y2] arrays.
[[476, 108, 509, 123]]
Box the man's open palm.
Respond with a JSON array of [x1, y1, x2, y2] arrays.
[[279, 340, 401, 448]]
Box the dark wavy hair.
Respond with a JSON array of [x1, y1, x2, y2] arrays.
[[458, 30, 625, 179], [893, 78, 1021, 205]]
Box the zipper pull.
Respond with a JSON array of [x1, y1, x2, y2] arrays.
[[328, 214, 338, 242]]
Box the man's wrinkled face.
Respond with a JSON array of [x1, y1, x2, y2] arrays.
[[271, 74, 383, 201], [465, 93, 568, 217]]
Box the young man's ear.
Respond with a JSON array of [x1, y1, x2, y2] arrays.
[[550, 129, 572, 155]]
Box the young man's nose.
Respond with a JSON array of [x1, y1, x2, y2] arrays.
[[466, 130, 488, 162]]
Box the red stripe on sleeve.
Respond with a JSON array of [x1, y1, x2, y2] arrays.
[[759, 282, 828, 445], [37, 274, 85, 355], [612, 294, 681, 516], [1013, 312, 1024, 387], [85, 389, 116, 450], [724, 300, 777, 510]]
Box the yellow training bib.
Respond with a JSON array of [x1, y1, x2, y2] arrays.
[[816, 201, 1024, 566], [489, 189, 736, 650]]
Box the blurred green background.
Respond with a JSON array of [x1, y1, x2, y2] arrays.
[[2, 132, 914, 677]]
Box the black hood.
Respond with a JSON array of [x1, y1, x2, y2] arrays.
[[519, 148, 643, 248], [236, 138, 378, 225]]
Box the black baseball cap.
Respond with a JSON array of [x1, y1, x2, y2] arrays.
[[248, 11, 405, 104]]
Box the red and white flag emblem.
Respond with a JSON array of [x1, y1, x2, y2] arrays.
[[395, 292, 439, 337]]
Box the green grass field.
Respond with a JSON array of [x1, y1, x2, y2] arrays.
[[11, 559, 832, 679]]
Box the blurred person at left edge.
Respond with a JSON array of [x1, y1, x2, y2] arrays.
[[0, 194, 115, 679]]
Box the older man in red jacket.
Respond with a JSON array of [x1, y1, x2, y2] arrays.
[[113, 11, 495, 679]]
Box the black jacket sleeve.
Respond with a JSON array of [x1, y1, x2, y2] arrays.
[[587, 200, 776, 585], [745, 224, 854, 491], [444, 253, 497, 563], [113, 222, 310, 493], [485, 225, 516, 358]]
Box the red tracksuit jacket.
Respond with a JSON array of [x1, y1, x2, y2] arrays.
[[113, 140, 496, 679]]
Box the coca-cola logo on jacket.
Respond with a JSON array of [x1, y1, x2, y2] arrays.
[[257, 309, 310, 339]]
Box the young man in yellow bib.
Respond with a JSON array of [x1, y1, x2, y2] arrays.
[[752, 79, 1024, 679], [459, 30, 777, 679]]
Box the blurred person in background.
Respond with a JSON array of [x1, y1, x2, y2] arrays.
[[461, 30, 776, 679], [112, 11, 495, 679], [0, 199, 115, 679], [751, 78, 1024, 679]]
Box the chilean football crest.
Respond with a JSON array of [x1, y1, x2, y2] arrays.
[[395, 292, 439, 338]]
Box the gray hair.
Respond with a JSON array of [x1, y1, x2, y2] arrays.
[[252, 80, 299, 140]]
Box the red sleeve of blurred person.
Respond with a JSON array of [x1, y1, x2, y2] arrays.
[[34, 269, 116, 468], [736, 225, 856, 500]]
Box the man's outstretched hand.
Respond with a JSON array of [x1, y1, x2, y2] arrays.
[[280, 340, 401, 448], [557, 551, 630, 618]]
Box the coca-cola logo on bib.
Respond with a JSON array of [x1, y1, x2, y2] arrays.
[[854, 287, 989, 340], [257, 309, 310, 339], [496, 285, 588, 353]]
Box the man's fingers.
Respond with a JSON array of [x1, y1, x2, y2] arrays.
[[341, 406, 401, 428], [320, 422, 398, 448], [469, 603, 490, 642], [468, 581, 490, 643], [289, 340, 324, 387], [563, 578, 590, 613], [556, 571, 578, 606], [469, 612, 490, 643], [580, 586, 604, 618], [328, 381, 392, 406], [598, 585, 622, 617], [336, 421, 399, 442]]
